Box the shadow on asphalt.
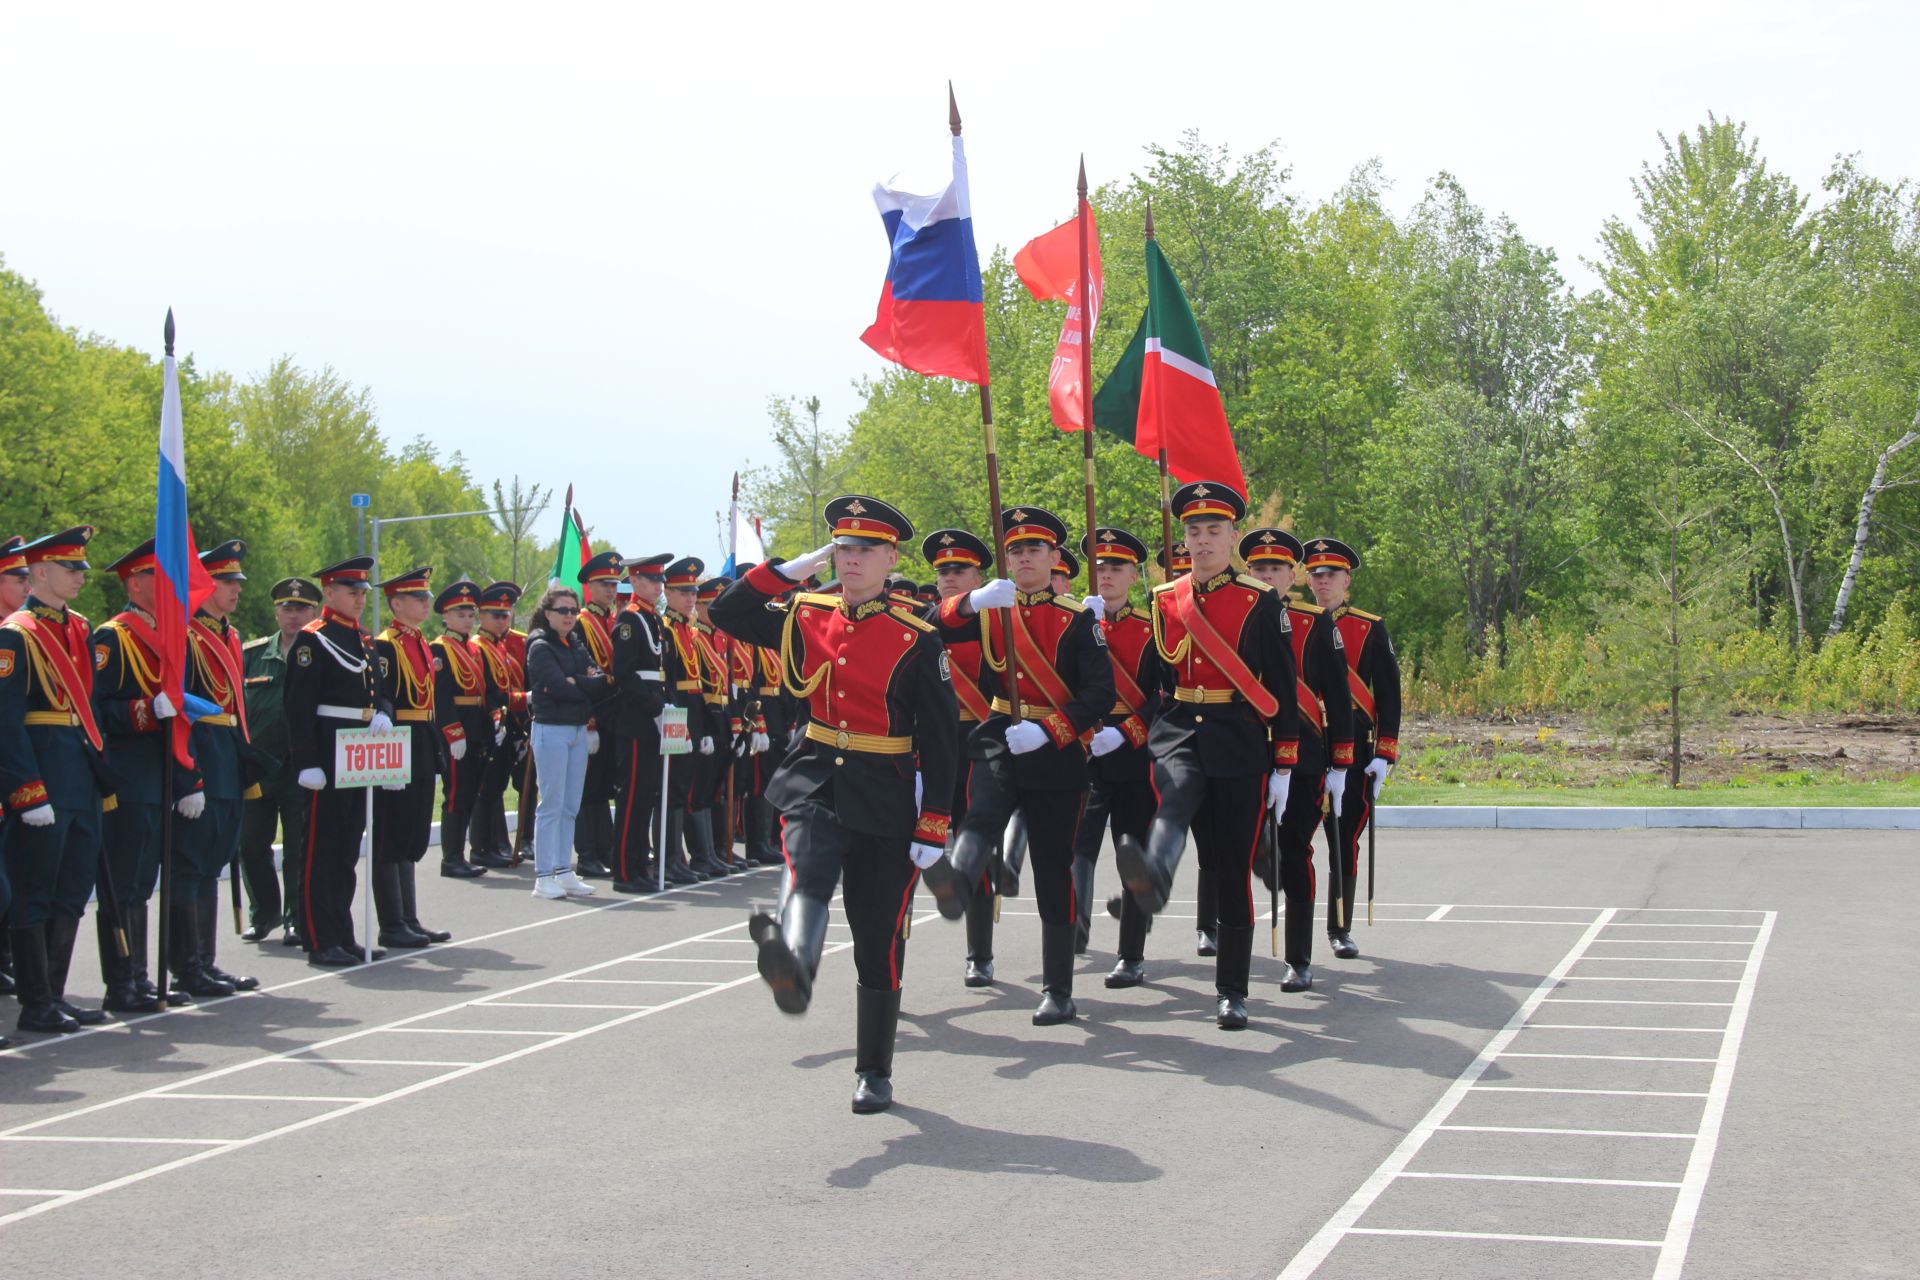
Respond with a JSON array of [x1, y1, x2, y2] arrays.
[[825, 1103, 1164, 1189]]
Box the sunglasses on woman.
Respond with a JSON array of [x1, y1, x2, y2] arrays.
[[547, 605, 580, 616]]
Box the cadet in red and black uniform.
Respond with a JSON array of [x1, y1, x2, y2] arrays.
[[921, 506, 1113, 1026], [693, 576, 742, 871], [431, 579, 492, 881], [1068, 527, 1164, 985], [369, 567, 456, 949], [178, 540, 261, 997], [659, 558, 716, 883], [1305, 537, 1401, 961], [470, 582, 528, 867], [0, 535, 29, 1014], [1, 527, 111, 1033], [1150, 540, 1222, 956], [571, 551, 623, 878], [712, 496, 956, 1114], [731, 564, 784, 869], [285, 556, 389, 968], [1241, 529, 1353, 991], [919, 527, 1000, 988], [610, 554, 670, 892], [1116, 483, 1300, 1030]]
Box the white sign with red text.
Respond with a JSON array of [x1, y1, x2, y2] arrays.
[[333, 727, 413, 788]]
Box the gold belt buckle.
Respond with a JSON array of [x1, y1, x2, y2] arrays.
[[834, 730, 851, 750], [1195, 685, 1207, 699]]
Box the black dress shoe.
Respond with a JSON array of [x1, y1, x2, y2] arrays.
[[1196, 929, 1218, 958], [440, 861, 487, 879], [916, 857, 971, 921], [1216, 995, 1248, 1030], [307, 946, 360, 968], [1281, 963, 1313, 993], [963, 959, 994, 988], [102, 983, 162, 1014], [343, 945, 389, 963], [471, 849, 514, 870], [53, 999, 109, 1026], [379, 927, 432, 950], [575, 858, 613, 879], [18, 1003, 80, 1034], [205, 965, 260, 992], [1104, 958, 1144, 989], [665, 860, 700, 886], [1106, 892, 1125, 921], [241, 924, 275, 942], [143, 979, 190, 1006], [409, 923, 452, 944], [1329, 932, 1360, 960], [173, 970, 236, 999], [612, 879, 652, 895], [281, 930, 305, 948], [851, 1071, 893, 1114], [1032, 990, 1077, 1026]]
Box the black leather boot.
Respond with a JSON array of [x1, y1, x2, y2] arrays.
[[1032, 920, 1078, 1026], [851, 984, 902, 1114], [1214, 923, 1253, 1030], [1106, 894, 1151, 988], [128, 904, 186, 1006], [963, 891, 995, 987], [0, 928, 15, 996], [11, 924, 79, 1033], [663, 809, 699, 884], [1195, 867, 1218, 956], [199, 892, 259, 991], [920, 826, 994, 921], [1115, 814, 1186, 917], [399, 862, 450, 943], [997, 814, 1027, 897], [753, 893, 829, 1015], [749, 797, 783, 866], [688, 810, 729, 877], [375, 864, 430, 948], [170, 897, 235, 998], [1070, 856, 1095, 955], [1329, 929, 1361, 960], [98, 908, 157, 1013], [45, 915, 108, 1024]]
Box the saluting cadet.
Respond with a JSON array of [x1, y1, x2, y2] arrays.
[[239, 576, 321, 946], [285, 556, 389, 968], [921, 506, 1113, 1026], [1, 527, 111, 1032], [711, 495, 956, 1114], [573, 550, 624, 878], [90, 539, 189, 1012], [1305, 537, 1401, 961], [370, 567, 454, 948], [610, 553, 670, 893], [431, 578, 492, 880], [1115, 483, 1300, 1030], [0, 535, 28, 1009], [692, 576, 740, 871], [1242, 529, 1353, 991], [920, 527, 1000, 988], [1068, 527, 1164, 983], [659, 558, 717, 883], [470, 582, 528, 867]]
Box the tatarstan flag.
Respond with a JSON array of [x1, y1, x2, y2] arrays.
[[1092, 239, 1245, 493]]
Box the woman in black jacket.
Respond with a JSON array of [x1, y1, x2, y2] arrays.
[[525, 587, 598, 900]]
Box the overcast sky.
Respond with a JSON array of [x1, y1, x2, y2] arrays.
[[5, 1, 1914, 567]]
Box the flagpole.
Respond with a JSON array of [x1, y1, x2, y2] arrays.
[[156, 310, 177, 1011], [952, 84, 1022, 721], [724, 473, 739, 864], [1146, 202, 1175, 575], [1078, 155, 1096, 596]]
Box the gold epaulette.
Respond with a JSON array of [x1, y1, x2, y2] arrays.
[[1288, 599, 1326, 615], [1236, 573, 1275, 593], [889, 606, 935, 632], [1344, 606, 1382, 622], [1151, 580, 1177, 595], [242, 634, 274, 650], [793, 591, 841, 609], [1050, 595, 1086, 613]]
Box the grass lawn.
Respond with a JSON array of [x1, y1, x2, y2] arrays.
[[1387, 778, 1920, 806]]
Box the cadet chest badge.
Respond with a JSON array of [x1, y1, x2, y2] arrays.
[[0, 650, 13, 678], [938, 650, 951, 682], [379, 655, 391, 677], [296, 645, 313, 667], [433, 656, 444, 672], [1092, 625, 1108, 647], [1331, 625, 1345, 650], [617, 623, 631, 640], [95, 644, 110, 670]]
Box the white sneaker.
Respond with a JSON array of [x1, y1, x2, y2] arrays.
[[558, 870, 597, 898], [532, 874, 568, 900]]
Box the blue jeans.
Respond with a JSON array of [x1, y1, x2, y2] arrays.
[[530, 723, 590, 876]]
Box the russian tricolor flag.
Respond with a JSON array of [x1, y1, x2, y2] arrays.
[[155, 311, 217, 768], [859, 134, 991, 386]]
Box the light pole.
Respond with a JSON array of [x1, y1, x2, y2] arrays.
[[366, 507, 496, 632]]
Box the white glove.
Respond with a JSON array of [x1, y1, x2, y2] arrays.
[[1325, 767, 1348, 817], [751, 730, 771, 754], [175, 790, 206, 820], [1089, 725, 1125, 757], [698, 735, 714, 756], [494, 724, 507, 746], [1004, 721, 1048, 755], [914, 771, 924, 811], [151, 691, 177, 719], [781, 541, 838, 583], [1365, 756, 1393, 800], [1267, 769, 1291, 818], [450, 738, 468, 761], [19, 804, 55, 827], [909, 842, 945, 869], [968, 578, 1016, 612], [298, 768, 327, 791], [587, 730, 601, 756], [382, 782, 406, 791], [369, 712, 393, 733], [1080, 594, 1105, 620]]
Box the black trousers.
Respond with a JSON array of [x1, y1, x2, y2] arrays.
[[373, 772, 435, 865], [102, 799, 164, 905], [240, 772, 307, 932], [1148, 748, 1266, 929], [299, 782, 365, 953], [2, 803, 100, 927], [439, 738, 490, 863], [613, 733, 662, 882], [1072, 767, 1156, 865], [574, 738, 615, 857], [1329, 768, 1375, 936], [1278, 745, 1332, 964], [783, 798, 919, 991], [177, 796, 242, 890], [951, 755, 1087, 927], [472, 724, 526, 853]]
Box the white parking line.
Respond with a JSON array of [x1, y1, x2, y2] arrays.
[[1501, 1053, 1718, 1063], [157, 1093, 368, 1103], [1541, 998, 1735, 1006], [1437, 1125, 1697, 1139], [1346, 1228, 1659, 1248], [0, 1191, 77, 1198], [1470, 1087, 1709, 1098], [1397, 1172, 1682, 1189], [1558, 974, 1741, 981]]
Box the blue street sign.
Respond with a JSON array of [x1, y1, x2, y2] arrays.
[[350, 493, 371, 509]]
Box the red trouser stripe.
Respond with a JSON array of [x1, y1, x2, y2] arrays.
[[617, 746, 640, 879], [888, 867, 919, 990]]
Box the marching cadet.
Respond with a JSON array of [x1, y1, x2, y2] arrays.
[[0, 527, 111, 1032], [1114, 483, 1300, 1030], [177, 540, 260, 997], [920, 505, 1112, 1026], [1150, 539, 1220, 956], [731, 564, 784, 869], [432, 578, 492, 880], [693, 577, 740, 872], [284, 556, 389, 968], [1304, 537, 1401, 961], [89, 539, 188, 1012], [470, 582, 528, 867], [370, 567, 454, 948], [919, 527, 999, 988], [573, 551, 624, 878], [711, 495, 956, 1114], [240, 576, 321, 946], [610, 553, 670, 892], [1050, 548, 1079, 598], [659, 558, 717, 883], [1067, 527, 1163, 984], [0, 535, 27, 1007], [1241, 529, 1353, 991]]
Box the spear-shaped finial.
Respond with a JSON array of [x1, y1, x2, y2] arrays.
[[948, 81, 961, 137], [164, 307, 176, 358], [1078, 153, 1088, 201], [1145, 197, 1156, 240]]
